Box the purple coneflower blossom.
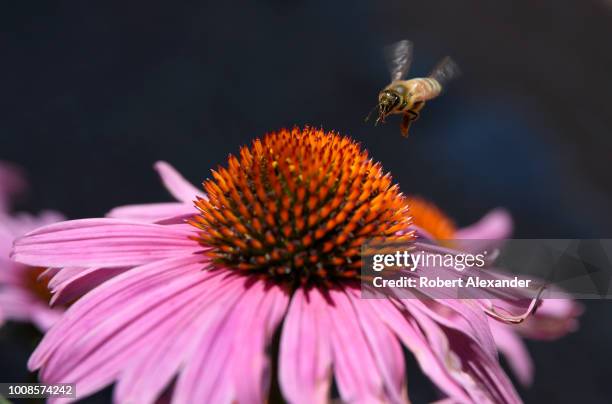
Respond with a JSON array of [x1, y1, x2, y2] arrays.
[[13, 128, 526, 403], [0, 162, 65, 330], [407, 197, 582, 387]]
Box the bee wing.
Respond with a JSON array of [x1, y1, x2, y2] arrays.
[[384, 40, 413, 82], [428, 56, 461, 87]]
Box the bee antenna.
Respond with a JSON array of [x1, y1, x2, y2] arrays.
[[375, 107, 386, 126], [364, 104, 379, 123]]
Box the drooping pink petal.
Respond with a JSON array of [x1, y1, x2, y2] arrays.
[[407, 295, 498, 361], [154, 161, 205, 203], [392, 253, 547, 330], [368, 297, 472, 403], [12, 219, 201, 268], [114, 270, 250, 404], [29, 254, 210, 371], [327, 288, 405, 404], [279, 288, 333, 404], [31, 255, 216, 403], [345, 290, 407, 403], [383, 271, 498, 360], [232, 282, 289, 403], [457, 210, 581, 343], [41, 266, 214, 383], [514, 297, 582, 340], [173, 279, 288, 404], [411, 308, 521, 404], [490, 322, 534, 386]]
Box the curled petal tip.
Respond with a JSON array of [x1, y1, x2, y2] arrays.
[[484, 286, 546, 325]]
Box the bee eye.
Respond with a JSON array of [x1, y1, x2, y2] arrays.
[[394, 86, 405, 94]]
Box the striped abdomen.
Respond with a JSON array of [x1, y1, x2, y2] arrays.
[[406, 78, 442, 102]]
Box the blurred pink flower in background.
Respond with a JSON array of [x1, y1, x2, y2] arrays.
[[0, 161, 27, 212], [408, 196, 582, 387], [10, 128, 561, 403], [0, 161, 65, 331]]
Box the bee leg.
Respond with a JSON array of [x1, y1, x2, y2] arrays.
[[413, 101, 425, 113], [401, 111, 419, 137], [401, 113, 411, 137]]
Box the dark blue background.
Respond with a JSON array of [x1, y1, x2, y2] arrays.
[[1, 1, 611, 403]]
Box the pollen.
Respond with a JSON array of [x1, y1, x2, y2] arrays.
[[189, 127, 414, 285], [406, 196, 457, 240]]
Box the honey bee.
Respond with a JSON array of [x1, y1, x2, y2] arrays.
[[366, 40, 460, 137]]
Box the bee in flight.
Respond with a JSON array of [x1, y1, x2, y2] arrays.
[[366, 40, 460, 137]]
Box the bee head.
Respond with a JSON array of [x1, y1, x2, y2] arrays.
[[376, 90, 401, 123], [364, 87, 405, 125]]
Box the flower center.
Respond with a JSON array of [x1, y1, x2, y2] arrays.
[[189, 127, 413, 285]]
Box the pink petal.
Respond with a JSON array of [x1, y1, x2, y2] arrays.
[[279, 288, 333, 404], [114, 270, 249, 404], [394, 246, 548, 333], [345, 290, 407, 403], [48, 267, 90, 290], [455, 208, 513, 240], [174, 279, 288, 404], [12, 219, 201, 268], [411, 297, 498, 361], [490, 322, 533, 386], [37, 267, 60, 281], [369, 297, 472, 403], [42, 269, 212, 381], [388, 280, 498, 361], [0, 218, 15, 253], [0, 288, 38, 321], [232, 282, 289, 403], [327, 288, 403, 403], [0, 258, 24, 285], [154, 161, 205, 203], [411, 308, 521, 404], [515, 297, 582, 340], [50, 267, 130, 306], [30, 306, 63, 331], [29, 254, 209, 371], [33, 255, 217, 402], [1, 211, 65, 237], [0, 287, 62, 331], [0, 161, 27, 211], [107, 202, 197, 223]]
